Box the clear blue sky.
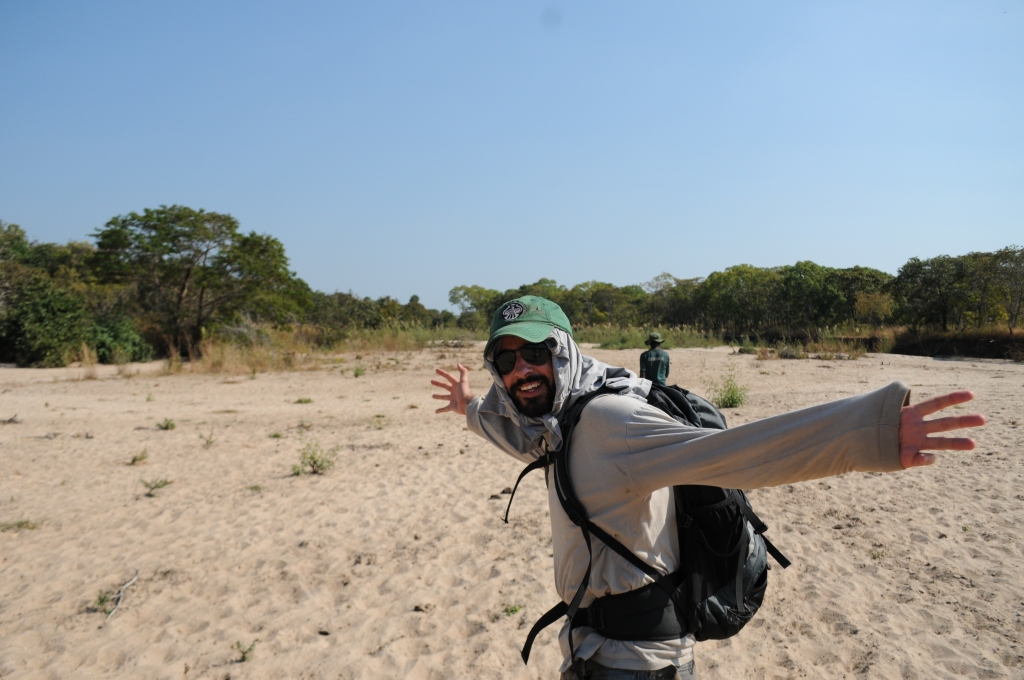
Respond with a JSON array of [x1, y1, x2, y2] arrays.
[[2, 1, 1021, 310]]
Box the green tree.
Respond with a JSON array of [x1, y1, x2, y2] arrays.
[[92, 206, 307, 352], [775, 261, 845, 329], [0, 270, 91, 367], [448, 285, 503, 329], [696, 265, 782, 336], [994, 246, 1024, 334]]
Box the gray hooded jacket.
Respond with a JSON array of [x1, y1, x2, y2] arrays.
[[467, 330, 910, 672]]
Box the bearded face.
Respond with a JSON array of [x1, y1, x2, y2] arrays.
[[508, 371, 555, 417]]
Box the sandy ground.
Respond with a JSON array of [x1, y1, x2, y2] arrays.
[[1, 346, 1022, 680]]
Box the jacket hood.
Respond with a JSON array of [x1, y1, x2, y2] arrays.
[[476, 328, 650, 457]]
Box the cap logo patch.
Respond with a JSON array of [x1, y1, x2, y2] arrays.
[[502, 302, 525, 321]]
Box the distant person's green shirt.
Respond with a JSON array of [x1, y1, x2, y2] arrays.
[[639, 346, 670, 386]]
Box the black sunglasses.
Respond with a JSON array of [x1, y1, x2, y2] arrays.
[[493, 343, 551, 376]]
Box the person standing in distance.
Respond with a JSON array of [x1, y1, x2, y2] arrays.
[[639, 332, 670, 386]]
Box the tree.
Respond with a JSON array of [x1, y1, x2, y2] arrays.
[[775, 261, 845, 330], [92, 205, 307, 352], [0, 270, 91, 367], [448, 285, 503, 329], [994, 246, 1024, 334], [696, 265, 782, 336], [891, 256, 970, 331]]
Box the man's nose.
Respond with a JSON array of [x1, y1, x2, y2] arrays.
[[513, 353, 533, 376]]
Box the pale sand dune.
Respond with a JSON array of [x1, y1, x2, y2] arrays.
[[1, 347, 1021, 679]]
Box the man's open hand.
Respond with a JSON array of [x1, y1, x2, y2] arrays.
[[899, 391, 986, 468], [432, 364, 474, 416]]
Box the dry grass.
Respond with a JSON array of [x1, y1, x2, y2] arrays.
[[184, 326, 482, 376], [577, 325, 722, 350]]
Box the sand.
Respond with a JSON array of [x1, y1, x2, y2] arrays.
[[1, 347, 1021, 679]]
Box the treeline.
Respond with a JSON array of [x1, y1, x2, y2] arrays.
[[449, 252, 1024, 339], [2, 204, 1022, 367], [0, 206, 452, 367]]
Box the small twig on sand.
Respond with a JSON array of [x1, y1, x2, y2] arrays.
[[2, 414, 20, 424], [105, 571, 139, 622]]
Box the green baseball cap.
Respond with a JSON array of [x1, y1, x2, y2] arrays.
[[485, 296, 573, 358]]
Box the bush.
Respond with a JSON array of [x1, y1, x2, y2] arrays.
[[0, 274, 91, 367], [704, 366, 748, 409], [292, 441, 337, 475], [90, 314, 154, 364]]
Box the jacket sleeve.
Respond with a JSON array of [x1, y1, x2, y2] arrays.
[[466, 393, 545, 464], [624, 381, 911, 495]]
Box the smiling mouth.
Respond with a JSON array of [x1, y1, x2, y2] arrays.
[[517, 380, 543, 396]]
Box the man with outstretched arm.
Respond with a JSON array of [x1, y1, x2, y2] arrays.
[[431, 296, 985, 680]]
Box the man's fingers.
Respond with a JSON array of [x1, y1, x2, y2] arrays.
[[435, 368, 457, 383], [435, 405, 452, 414], [917, 436, 977, 452], [431, 393, 452, 400], [912, 452, 937, 467], [430, 379, 454, 390], [922, 414, 987, 434], [913, 391, 975, 417]]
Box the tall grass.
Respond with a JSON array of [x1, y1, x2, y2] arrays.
[[576, 325, 723, 350], [187, 323, 486, 375], [335, 326, 485, 352]]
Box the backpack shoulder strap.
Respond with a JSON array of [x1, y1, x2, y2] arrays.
[[520, 387, 660, 665]]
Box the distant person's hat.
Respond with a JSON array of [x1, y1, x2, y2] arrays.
[[645, 332, 663, 346], [485, 296, 572, 358]]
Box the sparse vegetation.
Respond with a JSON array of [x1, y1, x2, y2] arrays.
[[292, 441, 337, 476], [704, 366, 748, 409], [128, 449, 148, 465], [234, 639, 258, 663], [295, 397, 313, 404], [141, 478, 173, 497], [870, 549, 886, 560], [369, 414, 391, 430], [89, 591, 113, 615], [157, 418, 175, 430], [247, 485, 262, 493], [198, 427, 215, 448], [503, 605, 522, 617], [578, 326, 721, 350], [353, 366, 365, 378], [0, 520, 38, 532], [268, 432, 282, 439]]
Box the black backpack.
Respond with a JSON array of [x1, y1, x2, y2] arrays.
[[502, 383, 790, 670]]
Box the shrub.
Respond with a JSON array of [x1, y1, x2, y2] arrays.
[[292, 441, 337, 475], [0, 520, 38, 532], [234, 639, 258, 663], [0, 273, 91, 367], [90, 314, 154, 364], [704, 366, 748, 409], [141, 479, 172, 497]]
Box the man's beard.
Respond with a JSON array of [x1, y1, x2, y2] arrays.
[[509, 373, 555, 417]]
